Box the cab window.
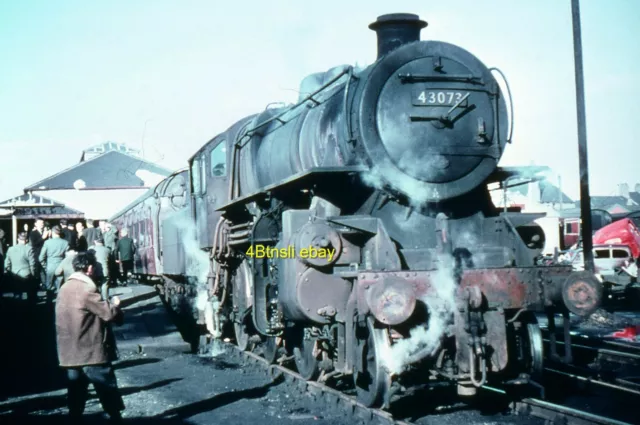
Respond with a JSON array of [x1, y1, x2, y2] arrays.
[[211, 141, 227, 177], [594, 249, 610, 259]]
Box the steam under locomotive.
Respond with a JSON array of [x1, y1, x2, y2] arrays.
[[111, 13, 603, 409]]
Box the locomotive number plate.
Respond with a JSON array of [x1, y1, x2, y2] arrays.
[[412, 90, 469, 107]]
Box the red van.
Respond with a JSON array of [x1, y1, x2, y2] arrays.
[[593, 218, 640, 259]]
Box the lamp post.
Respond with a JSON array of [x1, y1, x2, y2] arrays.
[[571, 0, 594, 272]]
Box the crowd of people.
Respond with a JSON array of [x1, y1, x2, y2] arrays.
[[0, 218, 137, 303], [0, 219, 136, 423]]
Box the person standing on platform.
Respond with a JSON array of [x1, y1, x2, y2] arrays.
[[83, 219, 102, 248], [55, 249, 78, 285], [30, 217, 50, 287], [39, 225, 69, 302], [115, 229, 135, 286], [60, 219, 78, 250], [88, 238, 110, 287], [55, 251, 125, 424], [3, 232, 37, 303], [75, 222, 88, 252], [103, 223, 118, 285]]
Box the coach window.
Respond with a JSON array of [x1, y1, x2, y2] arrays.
[[211, 141, 226, 177]]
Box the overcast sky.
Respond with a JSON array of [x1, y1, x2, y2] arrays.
[[0, 0, 638, 202]]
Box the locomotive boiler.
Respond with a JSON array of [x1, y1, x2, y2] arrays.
[[131, 13, 603, 409]]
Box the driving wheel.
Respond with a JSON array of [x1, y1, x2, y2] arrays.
[[262, 336, 280, 364], [353, 316, 392, 408], [290, 327, 320, 380], [515, 312, 544, 381], [232, 262, 254, 351]]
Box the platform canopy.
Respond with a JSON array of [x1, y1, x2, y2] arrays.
[[0, 192, 84, 219], [24, 146, 172, 192]]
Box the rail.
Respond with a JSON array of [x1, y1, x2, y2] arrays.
[[542, 335, 640, 397], [218, 340, 630, 425]]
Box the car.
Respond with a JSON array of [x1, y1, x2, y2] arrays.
[[570, 244, 633, 273]]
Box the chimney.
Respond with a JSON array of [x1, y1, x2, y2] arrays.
[[369, 13, 427, 59], [618, 183, 630, 198]]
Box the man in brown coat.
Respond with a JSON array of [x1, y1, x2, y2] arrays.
[[55, 251, 125, 423]]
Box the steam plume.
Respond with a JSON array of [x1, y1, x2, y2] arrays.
[[360, 152, 443, 206], [173, 217, 210, 285], [379, 253, 458, 375], [172, 216, 217, 336]]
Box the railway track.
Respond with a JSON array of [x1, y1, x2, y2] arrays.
[[211, 339, 632, 425], [542, 332, 640, 397]]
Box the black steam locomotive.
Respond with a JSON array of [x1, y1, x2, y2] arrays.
[[112, 13, 602, 409]]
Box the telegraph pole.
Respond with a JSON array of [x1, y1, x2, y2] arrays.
[[571, 0, 594, 272]]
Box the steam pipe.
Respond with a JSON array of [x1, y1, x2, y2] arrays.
[[228, 238, 249, 246], [230, 222, 251, 230], [230, 229, 251, 238], [571, 0, 594, 272], [211, 217, 224, 259]]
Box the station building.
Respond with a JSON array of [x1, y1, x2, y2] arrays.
[[0, 142, 172, 245]]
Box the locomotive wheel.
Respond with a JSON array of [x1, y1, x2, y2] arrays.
[[514, 312, 544, 381], [353, 316, 392, 408], [290, 328, 320, 380], [262, 336, 279, 365], [232, 261, 254, 351], [234, 315, 252, 351]]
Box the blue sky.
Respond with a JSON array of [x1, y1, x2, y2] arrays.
[[0, 0, 638, 202]]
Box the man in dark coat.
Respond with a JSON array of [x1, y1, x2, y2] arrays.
[[3, 232, 37, 302], [29, 217, 50, 286], [75, 222, 88, 252], [0, 228, 6, 259], [55, 251, 124, 423], [115, 228, 135, 286], [83, 219, 102, 248], [60, 219, 78, 250], [39, 225, 70, 301]]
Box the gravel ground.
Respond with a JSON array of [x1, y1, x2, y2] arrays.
[[0, 292, 545, 425]]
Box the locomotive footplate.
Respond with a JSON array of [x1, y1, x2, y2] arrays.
[[353, 266, 601, 390], [355, 266, 602, 320]]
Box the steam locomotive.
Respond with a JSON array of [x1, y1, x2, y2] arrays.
[[111, 13, 602, 408]]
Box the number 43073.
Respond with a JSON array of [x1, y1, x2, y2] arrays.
[[417, 91, 464, 105]]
